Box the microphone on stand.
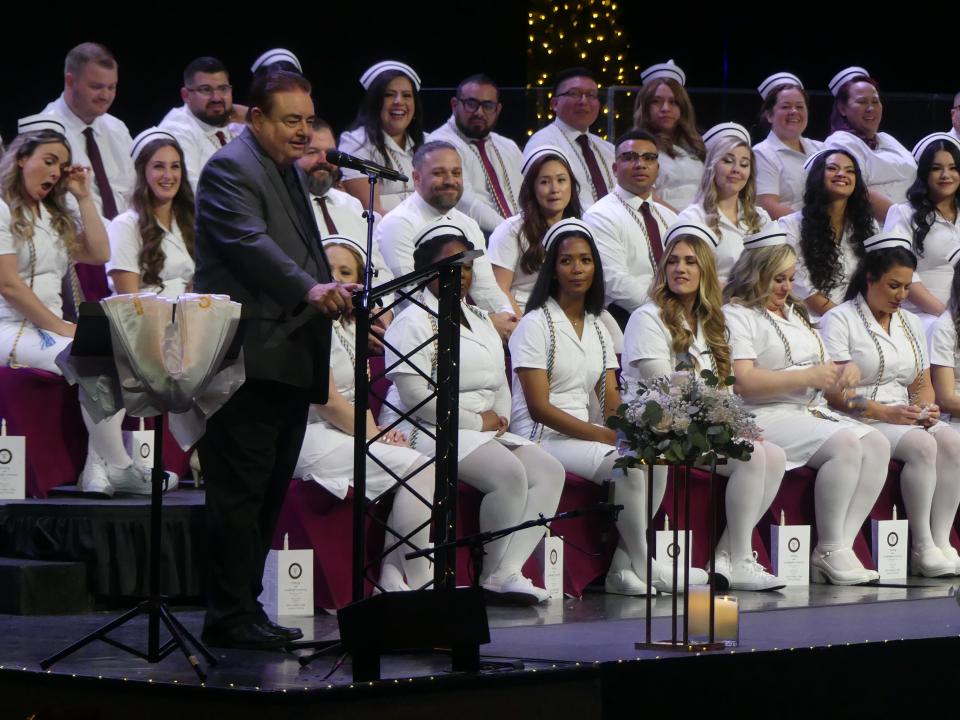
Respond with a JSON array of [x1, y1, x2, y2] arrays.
[[326, 150, 409, 183]]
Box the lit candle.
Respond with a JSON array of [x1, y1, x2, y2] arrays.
[[715, 595, 739, 646]]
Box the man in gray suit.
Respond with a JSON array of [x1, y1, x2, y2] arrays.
[[194, 70, 357, 649]]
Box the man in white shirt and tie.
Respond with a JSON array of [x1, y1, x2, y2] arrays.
[[427, 74, 523, 235], [297, 117, 394, 295], [524, 67, 615, 211], [159, 57, 237, 191], [374, 140, 517, 338], [584, 129, 678, 328], [42, 42, 134, 220]]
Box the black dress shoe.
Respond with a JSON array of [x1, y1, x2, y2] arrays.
[[262, 619, 304, 640], [201, 621, 288, 650]]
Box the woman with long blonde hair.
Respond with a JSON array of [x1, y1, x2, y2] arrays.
[[677, 125, 771, 285], [723, 226, 890, 584], [620, 221, 786, 591]]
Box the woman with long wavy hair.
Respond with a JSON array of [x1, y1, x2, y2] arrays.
[[0, 116, 156, 497], [488, 145, 582, 316], [676, 126, 770, 285], [107, 130, 195, 297], [339, 60, 424, 215], [779, 149, 877, 318], [620, 222, 786, 591], [723, 227, 889, 585], [632, 60, 705, 211], [883, 133, 960, 323]]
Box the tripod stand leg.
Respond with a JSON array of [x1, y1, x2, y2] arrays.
[[157, 605, 207, 682], [159, 603, 218, 667], [39, 604, 145, 670]]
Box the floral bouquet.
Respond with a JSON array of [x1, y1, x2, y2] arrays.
[[608, 367, 761, 469]]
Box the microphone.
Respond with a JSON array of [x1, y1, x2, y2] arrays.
[[325, 149, 409, 183]]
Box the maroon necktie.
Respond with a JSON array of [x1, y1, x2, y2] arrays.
[[82, 127, 118, 219], [574, 134, 608, 200], [640, 201, 663, 264], [315, 196, 338, 234], [471, 138, 512, 217], [215, 131, 227, 147]]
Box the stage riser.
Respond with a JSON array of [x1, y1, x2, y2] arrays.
[[0, 558, 91, 615]]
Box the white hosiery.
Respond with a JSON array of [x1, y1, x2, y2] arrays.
[[892, 430, 938, 550], [715, 441, 783, 563], [807, 429, 863, 555], [931, 428, 960, 549], [81, 405, 133, 470], [381, 463, 435, 589], [841, 430, 890, 545], [458, 441, 564, 581]]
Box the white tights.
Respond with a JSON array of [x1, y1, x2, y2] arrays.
[[892, 428, 960, 551], [81, 405, 135, 471], [380, 463, 435, 588], [807, 429, 889, 553], [457, 443, 565, 581]]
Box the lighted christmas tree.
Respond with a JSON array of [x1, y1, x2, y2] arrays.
[[526, 0, 634, 139]]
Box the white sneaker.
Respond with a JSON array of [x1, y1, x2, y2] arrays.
[[730, 552, 786, 591], [482, 572, 549, 605], [711, 551, 733, 591], [605, 568, 655, 596], [78, 453, 114, 497], [939, 545, 960, 575], [375, 563, 412, 593], [109, 463, 179, 495], [910, 545, 957, 578], [650, 559, 709, 594]]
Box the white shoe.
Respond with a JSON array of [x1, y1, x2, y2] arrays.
[[78, 453, 114, 497], [939, 545, 960, 575], [810, 546, 871, 585], [710, 551, 733, 592], [375, 563, 411, 593], [909, 545, 957, 578], [482, 572, 549, 605], [605, 568, 655, 596], [730, 552, 786, 591], [650, 559, 708, 594], [109, 463, 179, 495]]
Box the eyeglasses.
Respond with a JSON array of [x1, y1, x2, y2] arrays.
[[457, 97, 499, 114], [555, 90, 600, 102], [187, 84, 232, 97], [617, 151, 659, 164]]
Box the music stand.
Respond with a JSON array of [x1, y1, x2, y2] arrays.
[[40, 302, 243, 681]]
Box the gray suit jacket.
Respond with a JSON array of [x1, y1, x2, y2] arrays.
[[194, 128, 332, 402]]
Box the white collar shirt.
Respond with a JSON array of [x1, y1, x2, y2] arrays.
[[883, 201, 960, 310], [820, 295, 928, 406], [928, 310, 960, 395], [373, 192, 512, 313], [585, 183, 678, 312], [105, 209, 194, 299], [676, 202, 772, 286], [524, 118, 615, 211], [427, 116, 523, 233], [487, 214, 535, 311], [158, 104, 235, 191], [656, 143, 704, 211], [337, 127, 415, 212], [43, 94, 135, 217], [753, 132, 825, 211], [823, 130, 917, 204]]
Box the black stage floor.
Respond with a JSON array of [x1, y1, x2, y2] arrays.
[[3, 579, 959, 718]]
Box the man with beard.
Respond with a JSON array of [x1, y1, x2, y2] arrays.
[[375, 141, 517, 338], [297, 117, 394, 304], [428, 74, 523, 235], [160, 57, 237, 191]]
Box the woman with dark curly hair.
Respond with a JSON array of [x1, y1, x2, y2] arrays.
[[107, 129, 195, 297], [339, 60, 424, 215], [779, 149, 876, 318], [883, 133, 960, 323]]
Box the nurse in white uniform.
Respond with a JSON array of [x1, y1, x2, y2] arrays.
[[883, 133, 960, 324], [295, 236, 434, 592], [622, 222, 786, 591], [677, 123, 771, 285], [488, 145, 582, 316], [723, 226, 890, 585], [107, 130, 195, 297], [510, 219, 702, 595], [821, 235, 960, 576], [633, 60, 705, 212], [824, 67, 916, 221], [0, 116, 152, 497], [753, 72, 825, 219], [339, 61, 423, 215], [929, 257, 960, 430], [779, 149, 877, 319], [382, 225, 565, 603]]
